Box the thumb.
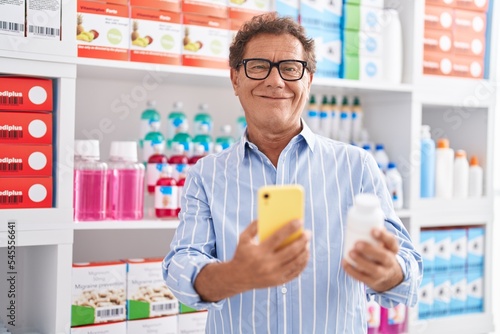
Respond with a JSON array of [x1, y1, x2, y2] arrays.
[[240, 220, 258, 243]]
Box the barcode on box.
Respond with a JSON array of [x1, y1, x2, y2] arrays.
[[0, 20, 24, 32], [28, 25, 60, 36], [0, 196, 23, 205], [150, 300, 178, 316], [0, 163, 23, 172], [0, 130, 23, 139], [0, 96, 24, 106], [95, 305, 125, 322]]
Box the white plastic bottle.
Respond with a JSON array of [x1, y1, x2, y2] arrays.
[[374, 144, 390, 172], [385, 162, 404, 210], [319, 95, 332, 138], [382, 9, 403, 84], [330, 96, 340, 140], [468, 155, 483, 197], [306, 94, 320, 133], [453, 149, 469, 198], [343, 193, 385, 265], [435, 138, 454, 199], [351, 96, 364, 143]]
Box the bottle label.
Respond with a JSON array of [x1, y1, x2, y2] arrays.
[[367, 298, 381, 328], [143, 140, 165, 163], [155, 185, 178, 209], [146, 163, 167, 187], [388, 304, 406, 325]]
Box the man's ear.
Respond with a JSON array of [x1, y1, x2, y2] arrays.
[[230, 68, 239, 96]]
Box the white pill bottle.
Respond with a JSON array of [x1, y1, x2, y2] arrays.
[[344, 193, 385, 265]]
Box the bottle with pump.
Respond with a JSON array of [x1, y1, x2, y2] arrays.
[[468, 155, 483, 197], [140, 100, 161, 143], [171, 122, 193, 157], [167, 101, 187, 142], [330, 96, 340, 140], [192, 123, 213, 154], [193, 103, 213, 136], [385, 162, 404, 210], [420, 125, 435, 198], [338, 96, 352, 143], [142, 126, 166, 165], [146, 145, 168, 194], [453, 149, 469, 198], [107, 141, 145, 220], [351, 96, 363, 143], [236, 115, 247, 138], [374, 144, 390, 172], [435, 138, 454, 199], [215, 125, 235, 150], [155, 165, 178, 219], [74, 140, 108, 221], [343, 193, 385, 265], [306, 94, 320, 133], [319, 95, 331, 137], [168, 143, 189, 181]]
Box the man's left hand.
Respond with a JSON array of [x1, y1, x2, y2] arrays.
[[342, 228, 404, 292]]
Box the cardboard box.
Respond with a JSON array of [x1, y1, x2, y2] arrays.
[[342, 4, 383, 33], [306, 26, 341, 78], [467, 227, 484, 269], [178, 312, 208, 334], [0, 112, 52, 145], [433, 272, 451, 317], [323, 0, 342, 30], [0, 177, 52, 209], [182, 0, 228, 18], [419, 229, 435, 274], [343, 0, 384, 8], [433, 229, 451, 273], [72, 261, 127, 327], [181, 14, 229, 69], [77, 1, 130, 61], [422, 50, 453, 76], [423, 28, 453, 53], [126, 316, 178, 334], [452, 54, 484, 78], [130, 7, 182, 65], [228, 0, 270, 21], [26, 0, 61, 40], [0, 0, 25, 37], [0, 77, 53, 112], [454, 9, 486, 36], [343, 30, 383, 57], [466, 269, 484, 313], [449, 271, 467, 315], [125, 258, 179, 320], [130, 0, 181, 12], [275, 0, 299, 22], [426, 0, 455, 7], [341, 54, 382, 81], [450, 228, 467, 272], [424, 5, 454, 31], [453, 33, 485, 57], [0, 144, 52, 177], [418, 275, 434, 319], [71, 321, 126, 334], [454, 0, 489, 12], [300, 0, 322, 29]]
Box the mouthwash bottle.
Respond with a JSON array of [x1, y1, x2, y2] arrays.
[[155, 165, 178, 219], [351, 96, 364, 143], [142, 128, 166, 165], [171, 123, 193, 157], [338, 96, 352, 143], [330, 96, 340, 140], [236, 115, 247, 138], [168, 143, 189, 181], [215, 125, 235, 150], [167, 101, 187, 144], [192, 123, 213, 154], [306, 94, 319, 133], [140, 100, 161, 143], [193, 103, 213, 136], [319, 95, 331, 138]]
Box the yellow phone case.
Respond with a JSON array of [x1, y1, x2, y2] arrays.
[[257, 184, 304, 247]]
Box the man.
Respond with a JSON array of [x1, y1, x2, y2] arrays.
[[163, 12, 422, 333]]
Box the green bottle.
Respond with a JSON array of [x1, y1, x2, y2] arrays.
[[193, 103, 213, 136], [142, 131, 166, 164], [192, 124, 213, 153], [171, 123, 193, 156], [167, 101, 187, 142], [215, 125, 235, 150], [236, 115, 247, 137]]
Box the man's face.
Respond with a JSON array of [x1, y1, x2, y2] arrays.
[[230, 33, 313, 135]]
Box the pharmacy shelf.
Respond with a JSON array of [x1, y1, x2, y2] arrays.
[[395, 209, 412, 219], [73, 219, 180, 230], [410, 313, 494, 334], [313, 77, 413, 93], [412, 198, 492, 228]]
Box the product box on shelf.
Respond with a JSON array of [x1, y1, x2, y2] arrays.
[[423, 28, 453, 54], [343, 29, 383, 57], [343, 0, 384, 8], [26, 0, 61, 40], [299, 0, 322, 29], [454, 0, 489, 12], [229, 18, 245, 44], [228, 0, 271, 21], [129, 7, 182, 65], [179, 302, 198, 313], [466, 268, 484, 313], [304, 25, 341, 78], [433, 229, 451, 273], [0, 76, 53, 112], [453, 9, 487, 36], [418, 274, 434, 319], [425, 0, 455, 7], [178, 311, 208, 334], [0, 177, 52, 209], [450, 271, 467, 315], [419, 229, 435, 274], [0, 144, 52, 177], [0, 0, 25, 37], [342, 4, 383, 33], [450, 228, 467, 272], [77, 1, 130, 61], [275, 0, 299, 22], [182, 0, 228, 18], [72, 261, 127, 327], [424, 5, 454, 31], [433, 272, 451, 317], [130, 0, 181, 12], [126, 315, 178, 334], [181, 13, 229, 69], [453, 33, 485, 57], [124, 258, 179, 320], [341, 54, 382, 81], [452, 54, 484, 78], [0, 112, 52, 144], [422, 50, 453, 76], [467, 226, 484, 269], [70, 321, 127, 334]]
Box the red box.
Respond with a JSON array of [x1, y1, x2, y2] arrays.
[[454, 9, 486, 36], [181, 0, 228, 18], [0, 77, 53, 112], [426, 0, 455, 7], [0, 112, 52, 145], [130, 0, 181, 12], [0, 177, 52, 209], [424, 28, 453, 53], [453, 55, 484, 78], [424, 5, 454, 31], [0, 144, 52, 177], [453, 33, 485, 57], [423, 50, 453, 76], [454, 0, 489, 12]]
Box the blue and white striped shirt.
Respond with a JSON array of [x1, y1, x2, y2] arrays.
[[163, 122, 422, 334]]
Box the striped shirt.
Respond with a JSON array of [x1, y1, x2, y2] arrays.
[[163, 121, 423, 334]]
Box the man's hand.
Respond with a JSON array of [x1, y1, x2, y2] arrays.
[[342, 228, 404, 292]]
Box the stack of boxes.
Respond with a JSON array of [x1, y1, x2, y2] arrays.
[[418, 226, 484, 320], [0, 76, 54, 209], [422, 0, 489, 78], [341, 0, 384, 81]]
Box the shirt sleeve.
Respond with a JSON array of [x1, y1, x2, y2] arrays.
[[360, 152, 423, 308], [162, 166, 226, 311]]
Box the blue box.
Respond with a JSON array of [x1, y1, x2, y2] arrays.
[[342, 30, 382, 57], [418, 274, 433, 320], [467, 227, 484, 270], [300, 0, 323, 29], [466, 269, 484, 313], [342, 3, 383, 33], [433, 273, 450, 318], [449, 271, 467, 315], [323, 0, 342, 30], [450, 228, 467, 272], [434, 229, 451, 273], [304, 26, 341, 78], [276, 0, 299, 22], [420, 230, 435, 274]]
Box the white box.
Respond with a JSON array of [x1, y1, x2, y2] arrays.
[[466, 269, 484, 313], [419, 230, 435, 274], [433, 229, 451, 273], [27, 0, 61, 40], [450, 228, 467, 272], [275, 0, 299, 22], [178, 312, 208, 334], [0, 0, 25, 37], [433, 273, 450, 317], [71, 321, 126, 334], [126, 316, 178, 334], [467, 227, 484, 269], [450, 272, 467, 315], [418, 275, 433, 320]]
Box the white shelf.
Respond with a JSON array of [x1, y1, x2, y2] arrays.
[[410, 313, 494, 334], [313, 77, 413, 93], [396, 209, 412, 219], [73, 219, 180, 230]]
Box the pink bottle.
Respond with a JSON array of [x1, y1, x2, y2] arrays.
[[107, 141, 145, 220], [380, 305, 407, 334], [146, 146, 168, 194], [168, 143, 189, 181], [155, 165, 178, 218], [74, 140, 107, 221], [367, 296, 381, 334]]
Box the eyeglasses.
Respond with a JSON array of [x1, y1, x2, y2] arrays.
[[240, 58, 308, 81]]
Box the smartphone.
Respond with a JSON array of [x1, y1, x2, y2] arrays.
[[257, 184, 304, 248]]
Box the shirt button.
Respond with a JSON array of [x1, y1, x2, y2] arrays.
[[281, 287, 287, 294]]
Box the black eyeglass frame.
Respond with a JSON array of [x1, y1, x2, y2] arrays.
[[239, 58, 308, 81]]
